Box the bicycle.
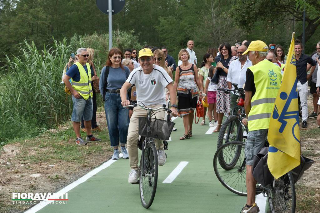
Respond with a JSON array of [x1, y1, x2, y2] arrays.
[[213, 140, 297, 212], [126, 103, 174, 209], [217, 84, 247, 149]]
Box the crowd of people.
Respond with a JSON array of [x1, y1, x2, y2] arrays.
[[62, 39, 320, 213]]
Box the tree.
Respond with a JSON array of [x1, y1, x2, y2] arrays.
[[231, 0, 320, 43]]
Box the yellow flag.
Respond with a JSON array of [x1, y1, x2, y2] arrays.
[[267, 33, 300, 179]]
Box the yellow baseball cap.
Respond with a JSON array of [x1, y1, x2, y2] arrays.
[[243, 40, 268, 55], [138, 48, 153, 58]]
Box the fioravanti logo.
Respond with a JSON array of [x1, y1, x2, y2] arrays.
[[12, 192, 68, 204]]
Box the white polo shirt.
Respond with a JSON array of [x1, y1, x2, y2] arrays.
[[126, 64, 173, 106], [227, 59, 252, 89]]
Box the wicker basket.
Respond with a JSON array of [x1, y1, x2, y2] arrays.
[[139, 117, 175, 141]]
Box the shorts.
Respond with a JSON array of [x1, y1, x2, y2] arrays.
[[245, 129, 268, 165], [207, 91, 217, 104], [71, 96, 93, 122], [310, 81, 317, 94], [177, 93, 197, 116]]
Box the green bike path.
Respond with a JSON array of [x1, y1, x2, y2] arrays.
[[27, 118, 247, 213]]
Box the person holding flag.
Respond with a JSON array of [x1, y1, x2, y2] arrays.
[[241, 40, 282, 213], [267, 34, 301, 181]]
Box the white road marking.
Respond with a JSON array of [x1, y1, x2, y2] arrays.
[[25, 160, 117, 213], [206, 127, 216, 134], [171, 116, 178, 121], [256, 193, 267, 213], [163, 161, 189, 183]]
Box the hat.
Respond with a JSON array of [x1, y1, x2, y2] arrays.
[[139, 48, 153, 58], [243, 40, 268, 55]]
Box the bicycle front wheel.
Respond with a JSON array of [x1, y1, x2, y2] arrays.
[[213, 141, 247, 196], [217, 115, 243, 148], [139, 139, 158, 209], [268, 171, 296, 213]]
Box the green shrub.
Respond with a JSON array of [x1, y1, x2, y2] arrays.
[[0, 31, 142, 145]]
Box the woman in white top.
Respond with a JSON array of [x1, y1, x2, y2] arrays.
[[204, 66, 218, 127]]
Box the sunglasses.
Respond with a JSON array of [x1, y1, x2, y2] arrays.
[[140, 58, 152, 62], [237, 52, 244, 55], [132, 52, 136, 54], [154, 57, 162, 61], [82, 54, 89, 57]]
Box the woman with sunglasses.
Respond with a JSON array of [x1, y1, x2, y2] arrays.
[[99, 48, 131, 160]]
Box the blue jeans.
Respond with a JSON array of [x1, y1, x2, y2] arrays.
[[104, 92, 129, 147]]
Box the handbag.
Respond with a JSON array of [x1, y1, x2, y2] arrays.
[[195, 100, 204, 124]]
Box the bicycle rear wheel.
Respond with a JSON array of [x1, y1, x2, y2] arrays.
[[268, 171, 296, 213], [139, 139, 158, 209], [213, 141, 247, 196]]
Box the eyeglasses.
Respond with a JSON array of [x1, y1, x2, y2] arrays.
[[140, 58, 152, 62], [81, 54, 89, 57], [237, 52, 244, 55], [221, 49, 228, 51], [154, 57, 162, 61], [277, 50, 283, 52], [125, 53, 131, 56], [112, 56, 121, 59]]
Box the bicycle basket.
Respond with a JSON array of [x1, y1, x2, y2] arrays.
[[291, 155, 314, 183], [139, 117, 175, 141]]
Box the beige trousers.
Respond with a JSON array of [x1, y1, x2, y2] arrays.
[[127, 105, 165, 170]]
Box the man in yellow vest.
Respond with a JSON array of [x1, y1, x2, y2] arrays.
[[63, 48, 101, 145], [241, 41, 282, 213]]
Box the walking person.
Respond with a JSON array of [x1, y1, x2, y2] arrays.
[[198, 53, 214, 125], [175, 49, 203, 140], [99, 48, 130, 160], [120, 48, 178, 183], [214, 43, 232, 132], [63, 48, 101, 145]]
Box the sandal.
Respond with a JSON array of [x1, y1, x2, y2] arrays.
[[213, 124, 221, 132], [180, 134, 190, 140], [188, 130, 192, 137], [201, 120, 205, 125]]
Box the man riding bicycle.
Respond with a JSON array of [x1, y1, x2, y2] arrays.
[[120, 48, 178, 184]]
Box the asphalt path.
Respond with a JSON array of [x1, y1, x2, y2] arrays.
[[26, 117, 255, 213]]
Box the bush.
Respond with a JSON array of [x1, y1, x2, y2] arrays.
[[0, 31, 142, 145]]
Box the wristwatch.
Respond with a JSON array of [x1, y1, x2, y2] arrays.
[[171, 104, 178, 108]]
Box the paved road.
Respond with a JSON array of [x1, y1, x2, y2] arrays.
[[27, 117, 249, 213]]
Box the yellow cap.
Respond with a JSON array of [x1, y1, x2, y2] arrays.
[[243, 40, 268, 55], [138, 48, 153, 58]]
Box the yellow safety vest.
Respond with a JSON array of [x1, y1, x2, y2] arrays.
[[71, 62, 93, 100], [248, 60, 282, 131]]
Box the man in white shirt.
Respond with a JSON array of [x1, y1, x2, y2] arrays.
[[178, 40, 197, 65], [227, 45, 252, 109], [120, 48, 178, 184]]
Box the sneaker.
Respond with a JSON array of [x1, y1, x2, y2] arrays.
[[172, 127, 177, 131], [158, 150, 166, 166], [209, 121, 215, 127], [128, 169, 139, 184], [240, 203, 260, 213], [121, 146, 129, 159], [86, 135, 102, 142], [309, 111, 317, 118], [302, 120, 307, 128], [112, 149, 119, 160], [76, 137, 87, 146]]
